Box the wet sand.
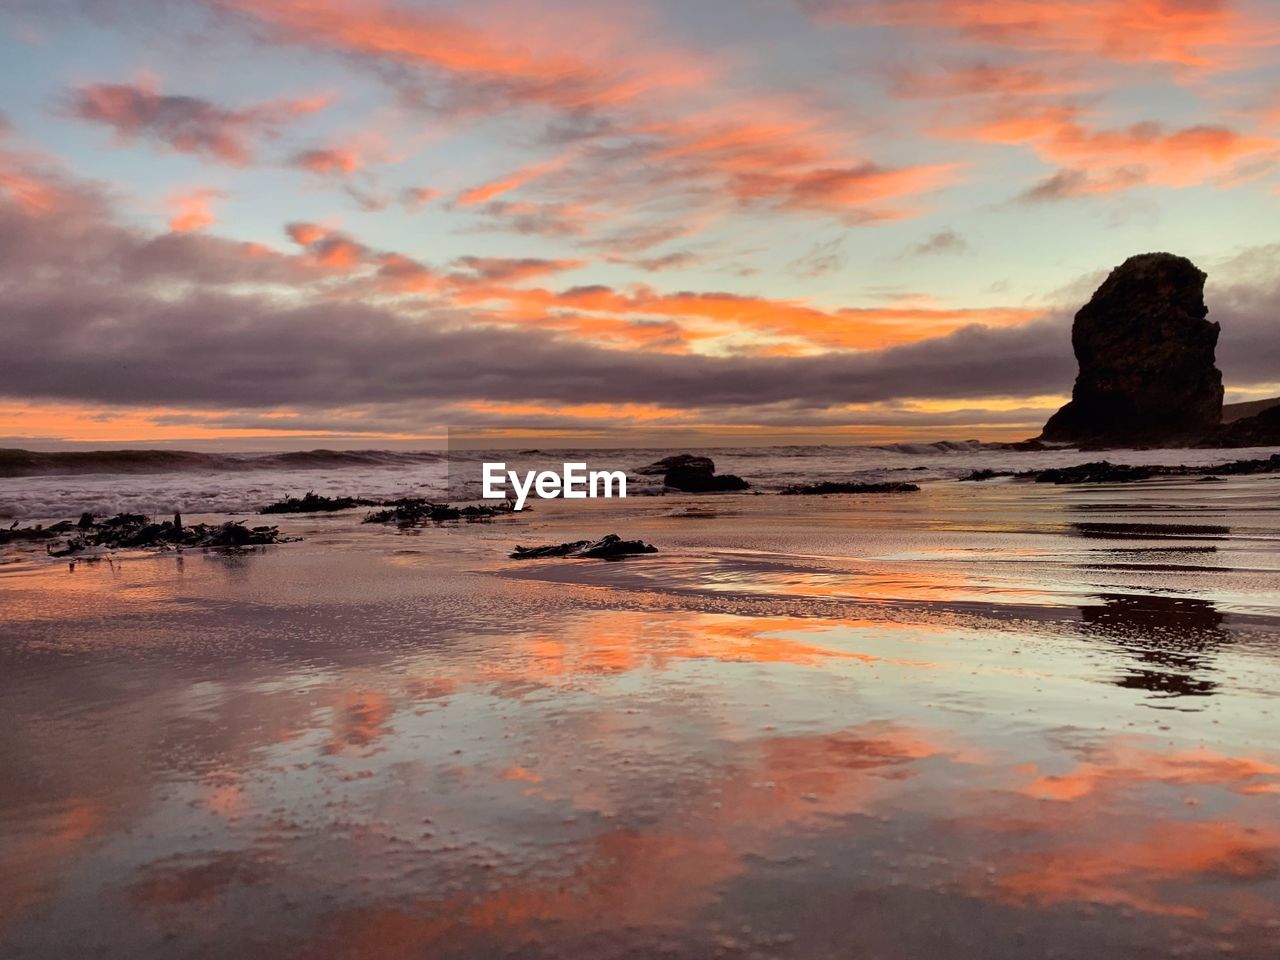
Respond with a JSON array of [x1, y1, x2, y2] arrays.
[[2, 476, 1280, 959]]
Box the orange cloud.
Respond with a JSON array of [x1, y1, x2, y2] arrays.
[[284, 221, 328, 246], [291, 146, 361, 176], [593, 105, 962, 223], [453, 280, 1038, 351], [737, 161, 957, 216], [270, 215, 1040, 352], [455, 156, 568, 206], [219, 0, 711, 111], [0, 169, 59, 215], [166, 187, 222, 232], [815, 0, 1275, 72], [226, 2, 950, 230], [943, 103, 1279, 194], [284, 221, 369, 267]]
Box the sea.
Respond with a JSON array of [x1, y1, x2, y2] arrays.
[[4, 442, 1280, 521]]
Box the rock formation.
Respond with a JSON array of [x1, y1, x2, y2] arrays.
[[663, 460, 749, 492], [639, 453, 749, 492], [635, 454, 715, 476], [1039, 253, 1223, 446], [1206, 403, 1280, 447]]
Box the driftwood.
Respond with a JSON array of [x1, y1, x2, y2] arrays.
[[510, 533, 657, 560]]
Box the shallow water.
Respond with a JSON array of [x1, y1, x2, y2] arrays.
[[5, 442, 1280, 519], [2, 477, 1279, 959]]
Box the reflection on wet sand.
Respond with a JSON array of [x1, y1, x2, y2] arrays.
[[1080, 594, 1231, 699], [2, 477, 1280, 958], [1070, 522, 1232, 541]]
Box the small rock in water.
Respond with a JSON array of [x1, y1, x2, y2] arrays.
[[780, 481, 920, 495], [645, 454, 749, 492], [635, 453, 715, 476]]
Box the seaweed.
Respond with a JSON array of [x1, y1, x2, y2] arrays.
[[5, 511, 299, 556], [363, 498, 516, 526], [260, 492, 376, 514]]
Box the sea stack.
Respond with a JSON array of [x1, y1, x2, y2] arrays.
[[1039, 253, 1223, 446]]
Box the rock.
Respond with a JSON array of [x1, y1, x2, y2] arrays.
[[636, 454, 716, 476], [780, 481, 920, 495], [1196, 453, 1280, 475], [1039, 253, 1223, 446], [1204, 403, 1280, 447], [959, 469, 1003, 482], [1011, 453, 1280, 484], [665, 467, 750, 492], [510, 533, 657, 560], [635, 453, 750, 492], [1027, 461, 1156, 484]]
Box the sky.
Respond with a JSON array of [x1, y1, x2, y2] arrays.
[[1, 0, 1279, 448]]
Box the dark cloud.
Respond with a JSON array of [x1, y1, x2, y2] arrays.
[[908, 229, 966, 256], [1014, 168, 1147, 203], [1015, 170, 1090, 203], [64, 82, 325, 164], [400, 187, 441, 211], [465, 200, 594, 236], [2, 181, 1277, 434], [788, 237, 845, 278], [0, 284, 1075, 411], [451, 256, 584, 282]]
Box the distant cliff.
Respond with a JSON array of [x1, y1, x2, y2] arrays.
[[1222, 397, 1280, 423]]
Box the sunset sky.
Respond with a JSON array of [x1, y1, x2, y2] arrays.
[[2, 0, 1279, 447]]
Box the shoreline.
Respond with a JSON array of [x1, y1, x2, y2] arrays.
[[4, 470, 1280, 957]]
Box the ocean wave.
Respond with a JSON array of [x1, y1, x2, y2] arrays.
[[0, 448, 443, 478], [870, 440, 988, 455], [5, 443, 1276, 521]]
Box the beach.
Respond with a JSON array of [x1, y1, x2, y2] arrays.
[[3, 463, 1279, 959]]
